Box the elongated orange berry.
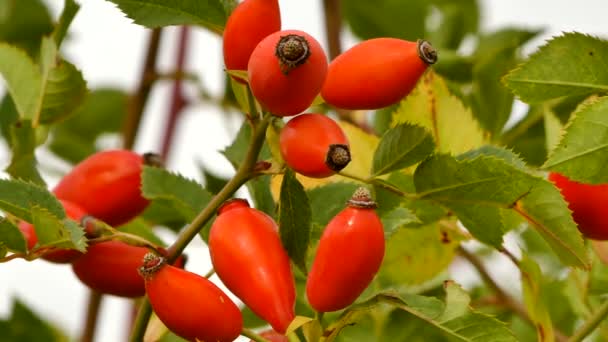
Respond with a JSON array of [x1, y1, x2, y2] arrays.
[[321, 38, 437, 110]]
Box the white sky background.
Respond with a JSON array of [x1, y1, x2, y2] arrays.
[[0, 0, 608, 341]]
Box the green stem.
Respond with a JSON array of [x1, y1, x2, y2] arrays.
[[203, 268, 216, 279], [128, 113, 272, 342], [569, 299, 608, 342], [80, 291, 103, 342], [241, 328, 270, 342], [338, 171, 417, 199]]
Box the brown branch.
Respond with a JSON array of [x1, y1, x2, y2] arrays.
[[123, 28, 163, 150], [322, 0, 342, 60], [160, 26, 191, 161], [80, 291, 103, 342]]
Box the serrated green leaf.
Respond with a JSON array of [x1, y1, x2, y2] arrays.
[[0, 94, 19, 145], [475, 28, 541, 58], [372, 123, 435, 176], [380, 207, 421, 237], [105, 0, 227, 33], [247, 175, 275, 217], [0, 179, 64, 221], [49, 88, 128, 163], [141, 166, 212, 222], [376, 222, 459, 286], [392, 71, 487, 154], [198, 164, 229, 195], [5, 119, 45, 185], [520, 254, 555, 342], [38, 58, 87, 124], [222, 120, 270, 168], [433, 50, 474, 82], [504, 32, 608, 103], [501, 105, 549, 166], [307, 182, 359, 232], [0, 218, 26, 253], [278, 169, 311, 273], [31, 207, 86, 251], [0, 0, 54, 57], [517, 180, 589, 268], [543, 97, 608, 183], [459, 145, 528, 171], [0, 43, 42, 118], [141, 200, 188, 232], [414, 154, 535, 246], [53, 0, 80, 47]]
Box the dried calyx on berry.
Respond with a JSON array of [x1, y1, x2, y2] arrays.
[[139, 252, 166, 279], [275, 34, 311, 75], [417, 39, 438, 65], [325, 144, 351, 172], [347, 187, 377, 209], [143, 152, 163, 168]]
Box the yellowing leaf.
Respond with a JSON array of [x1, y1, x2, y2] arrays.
[[392, 71, 487, 154], [271, 120, 379, 198]]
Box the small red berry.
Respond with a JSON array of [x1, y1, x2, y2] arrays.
[[549, 172, 608, 240], [248, 30, 328, 116], [141, 255, 243, 342], [306, 188, 385, 312], [223, 0, 281, 81], [54, 150, 160, 227], [18, 199, 87, 263], [321, 38, 437, 110], [209, 199, 295, 333], [280, 113, 350, 178]]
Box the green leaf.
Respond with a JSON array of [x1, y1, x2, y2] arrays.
[[0, 0, 54, 57], [475, 28, 541, 58], [5, 119, 45, 185], [392, 71, 487, 154], [342, 0, 427, 42], [0, 218, 27, 253], [31, 207, 86, 251], [118, 218, 165, 246], [278, 169, 311, 273], [376, 222, 459, 286], [520, 253, 555, 342], [372, 123, 435, 176], [380, 207, 420, 237], [414, 154, 535, 247], [504, 32, 608, 103], [246, 175, 275, 217], [0, 43, 42, 118], [501, 105, 549, 166], [459, 145, 528, 170], [327, 282, 517, 342], [38, 58, 87, 124], [0, 179, 64, 222], [0, 299, 67, 342], [222, 120, 271, 168], [53, 0, 80, 47], [517, 180, 589, 268], [307, 182, 359, 234], [49, 88, 128, 163], [198, 164, 229, 195], [105, 0, 227, 33], [543, 97, 608, 184], [141, 166, 213, 222]]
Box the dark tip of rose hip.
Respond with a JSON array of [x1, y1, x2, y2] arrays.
[[326, 144, 351, 172], [217, 198, 251, 216], [139, 253, 166, 279], [80, 215, 103, 237], [417, 40, 438, 65], [275, 34, 311, 74], [143, 152, 163, 167], [347, 187, 377, 209]]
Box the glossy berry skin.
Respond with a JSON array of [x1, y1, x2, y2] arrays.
[[549, 172, 608, 240], [248, 30, 328, 116], [251, 330, 288, 342], [306, 195, 385, 312], [72, 241, 149, 297], [223, 0, 281, 78], [280, 113, 349, 178], [54, 150, 151, 227], [321, 38, 436, 110], [209, 199, 295, 333], [18, 200, 87, 263], [145, 263, 243, 342]]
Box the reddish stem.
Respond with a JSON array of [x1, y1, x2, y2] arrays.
[[160, 26, 191, 161]]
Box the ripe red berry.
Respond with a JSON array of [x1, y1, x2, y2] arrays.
[[18, 199, 87, 263], [280, 113, 350, 178], [209, 199, 295, 333], [321, 38, 437, 110], [251, 330, 288, 342], [248, 30, 328, 117], [223, 0, 281, 80], [141, 256, 243, 342], [549, 172, 608, 240], [306, 188, 385, 312], [72, 241, 149, 297], [54, 150, 160, 227]]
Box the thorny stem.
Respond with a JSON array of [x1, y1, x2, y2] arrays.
[[80, 291, 103, 342], [160, 26, 191, 161], [569, 299, 608, 342], [458, 246, 568, 342], [123, 28, 163, 150], [241, 328, 271, 342], [129, 113, 272, 342]]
